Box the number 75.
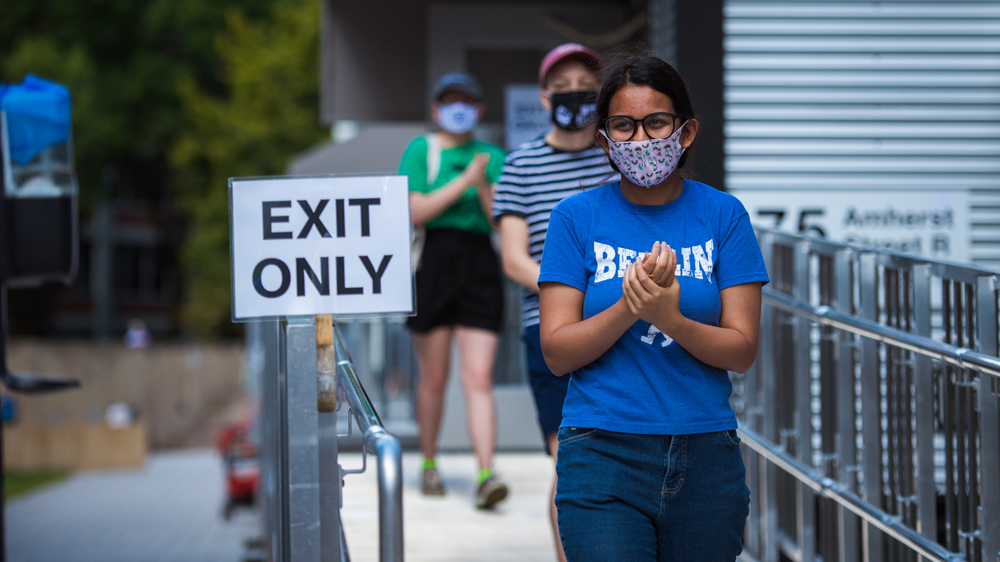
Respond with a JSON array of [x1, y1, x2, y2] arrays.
[[757, 208, 826, 238]]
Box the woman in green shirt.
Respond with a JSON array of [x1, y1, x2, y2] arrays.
[[398, 71, 509, 509]]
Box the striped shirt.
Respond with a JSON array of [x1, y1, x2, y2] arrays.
[[493, 137, 619, 327]]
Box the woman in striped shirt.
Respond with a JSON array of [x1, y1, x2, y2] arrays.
[[492, 43, 618, 562]]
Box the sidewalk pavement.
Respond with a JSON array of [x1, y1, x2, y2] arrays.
[[342, 452, 558, 562], [6, 449, 559, 562], [6, 449, 257, 562]]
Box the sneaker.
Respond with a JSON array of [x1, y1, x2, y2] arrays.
[[421, 466, 445, 496], [476, 475, 508, 509]]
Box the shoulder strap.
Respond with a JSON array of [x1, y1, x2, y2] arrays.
[[424, 133, 441, 185]]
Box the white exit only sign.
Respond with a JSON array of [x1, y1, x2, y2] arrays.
[[229, 175, 414, 320]]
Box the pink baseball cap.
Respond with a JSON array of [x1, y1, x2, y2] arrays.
[[538, 43, 602, 87]]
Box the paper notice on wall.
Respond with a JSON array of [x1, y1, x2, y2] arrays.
[[504, 84, 550, 151]]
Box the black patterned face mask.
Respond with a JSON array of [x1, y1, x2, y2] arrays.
[[549, 90, 599, 131]]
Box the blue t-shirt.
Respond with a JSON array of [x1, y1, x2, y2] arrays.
[[538, 180, 770, 435]]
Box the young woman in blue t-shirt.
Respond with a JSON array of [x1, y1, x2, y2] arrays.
[[537, 48, 769, 561]]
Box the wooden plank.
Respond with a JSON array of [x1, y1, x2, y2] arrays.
[[3, 424, 147, 470]]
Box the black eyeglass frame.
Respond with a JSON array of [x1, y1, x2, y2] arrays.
[[601, 112, 689, 142]]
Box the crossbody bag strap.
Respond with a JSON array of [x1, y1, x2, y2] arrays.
[[424, 133, 441, 186], [412, 133, 442, 273]]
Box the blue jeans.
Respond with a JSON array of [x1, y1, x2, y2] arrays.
[[555, 428, 749, 561]]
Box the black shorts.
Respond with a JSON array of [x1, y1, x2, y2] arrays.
[[407, 228, 504, 334], [523, 324, 569, 453]]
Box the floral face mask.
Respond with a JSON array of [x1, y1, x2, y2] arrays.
[[601, 122, 687, 188]]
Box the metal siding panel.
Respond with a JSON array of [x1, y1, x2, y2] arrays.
[[725, 0, 1000, 270]]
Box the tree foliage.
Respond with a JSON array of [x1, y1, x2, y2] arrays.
[[171, 0, 327, 337], [0, 0, 277, 206], [1, 0, 325, 339]]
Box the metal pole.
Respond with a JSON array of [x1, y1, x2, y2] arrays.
[[758, 233, 779, 562], [835, 249, 860, 562], [286, 317, 321, 561], [976, 275, 1000, 562], [260, 319, 286, 561], [794, 240, 816, 562], [859, 253, 884, 562], [913, 265, 937, 562], [370, 429, 403, 562], [319, 409, 340, 562], [335, 326, 404, 562]]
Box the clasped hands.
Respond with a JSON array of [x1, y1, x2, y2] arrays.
[[461, 153, 491, 191], [622, 241, 681, 332]]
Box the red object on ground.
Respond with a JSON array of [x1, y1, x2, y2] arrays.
[[217, 421, 260, 520]]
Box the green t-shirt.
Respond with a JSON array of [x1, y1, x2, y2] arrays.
[[398, 135, 506, 236]]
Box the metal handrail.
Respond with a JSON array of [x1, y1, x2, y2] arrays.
[[763, 289, 1000, 380], [334, 324, 404, 562], [738, 427, 964, 562], [745, 229, 1000, 562]]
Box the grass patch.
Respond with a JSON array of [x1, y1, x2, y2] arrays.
[[5, 469, 70, 500]]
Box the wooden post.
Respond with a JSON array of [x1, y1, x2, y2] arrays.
[[315, 314, 336, 412]]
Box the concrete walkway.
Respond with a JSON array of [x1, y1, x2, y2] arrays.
[[341, 452, 558, 562], [6, 449, 258, 562], [5, 449, 559, 562]]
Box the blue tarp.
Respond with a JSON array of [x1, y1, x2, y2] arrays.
[[0, 75, 72, 166]]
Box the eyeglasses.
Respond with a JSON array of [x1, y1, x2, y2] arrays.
[[602, 112, 687, 142]]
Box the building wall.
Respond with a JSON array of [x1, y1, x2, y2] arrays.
[[5, 339, 244, 449], [323, 0, 428, 123], [724, 1, 1000, 268], [322, 0, 639, 125]]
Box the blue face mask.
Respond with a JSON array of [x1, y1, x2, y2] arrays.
[[436, 102, 479, 134]]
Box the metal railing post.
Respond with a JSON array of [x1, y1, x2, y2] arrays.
[[335, 325, 404, 562], [977, 275, 1000, 562], [260, 319, 287, 561], [835, 248, 860, 562], [319, 405, 341, 562], [794, 240, 816, 562], [858, 252, 884, 562], [759, 232, 780, 562], [913, 264, 937, 562], [369, 428, 403, 562], [286, 316, 322, 561]]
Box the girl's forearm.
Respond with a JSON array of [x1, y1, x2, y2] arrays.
[[475, 183, 494, 226], [410, 176, 471, 225], [658, 316, 757, 373], [542, 298, 636, 376], [503, 255, 540, 293]]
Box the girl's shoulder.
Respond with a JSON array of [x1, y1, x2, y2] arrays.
[[552, 182, 617, 215], [504, 137, 552, 165], [683, 179, 749, 215], [401, 135, 430, 159]]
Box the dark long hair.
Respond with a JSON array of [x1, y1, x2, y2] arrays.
[[597, 45, 696, 170]]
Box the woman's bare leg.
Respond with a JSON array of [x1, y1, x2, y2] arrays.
[[413, 326, 454, 460], [454, 326, 500, 470]]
